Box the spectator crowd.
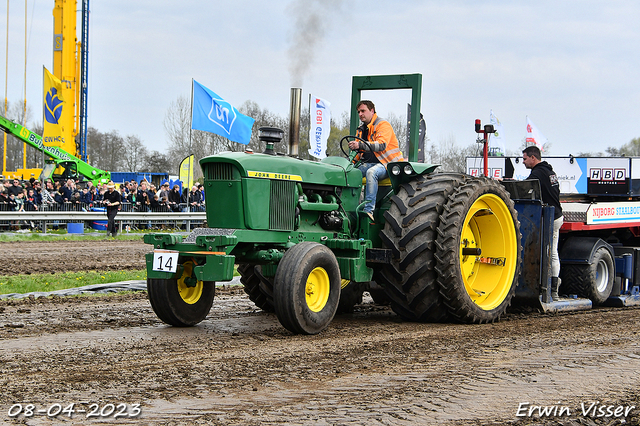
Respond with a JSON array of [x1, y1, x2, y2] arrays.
[[0, 177, 206, 213]]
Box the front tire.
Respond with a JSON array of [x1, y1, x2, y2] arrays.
[[274, 242, 341, 334], [147, 260, 215, 326], [434, 178, 522, 323]]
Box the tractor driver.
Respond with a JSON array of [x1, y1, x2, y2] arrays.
[[348, 100, 404, 222]]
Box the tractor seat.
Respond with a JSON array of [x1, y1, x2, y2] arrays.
[[363, 177, 392, 186]]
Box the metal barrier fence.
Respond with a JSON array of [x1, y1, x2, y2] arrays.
[[0, 202, 206, 233]]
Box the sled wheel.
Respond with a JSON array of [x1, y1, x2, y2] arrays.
[[377, 173, 467, 322], [274, 242, 341, 334], [561, 247, 614, 305], [238, 264, 274, 312], [147, 260, 215, 326], [435, 178, 522, 323]]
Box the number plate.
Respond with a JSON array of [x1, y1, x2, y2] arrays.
[[152, 250, 179, 273]]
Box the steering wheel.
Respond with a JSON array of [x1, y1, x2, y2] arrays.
[[339, 135, 373, 162]]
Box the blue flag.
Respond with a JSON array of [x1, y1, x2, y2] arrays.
[[191, 80, 255, 144]]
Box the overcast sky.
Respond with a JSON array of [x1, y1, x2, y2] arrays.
[[2, 0, 639, 158]]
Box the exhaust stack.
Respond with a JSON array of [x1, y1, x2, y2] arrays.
[[288, 88, 302, 156]]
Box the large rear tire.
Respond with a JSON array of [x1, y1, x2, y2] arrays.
[[560, 247, 614, 305], [274, 242, 341, 334], [147, 260, 215, 326], [377, 173, 466, 322], [238, 264, 274, 312], [368, 281, 390, 306], [434, 178, 521, 323]]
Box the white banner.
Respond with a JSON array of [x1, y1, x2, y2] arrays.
[[489, 109, 506, 156], [308, 95, 331, 159], [526, 116, 548, 150]]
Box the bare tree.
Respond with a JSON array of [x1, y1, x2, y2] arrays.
[[427, 134, 481, 173], [26, 122, 45, 169], [86, 128, 125, 172], [142, 150, 173, 173], [164, 95, 192, 155], [1, 100, 34, 172], [239, 100, 289, 155], [386, 112, 408, 156], [614, 137, 640, 156], [122, 135, 149, 172]]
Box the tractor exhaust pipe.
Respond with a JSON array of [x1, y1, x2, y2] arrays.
[[288, 87, 302, 157]]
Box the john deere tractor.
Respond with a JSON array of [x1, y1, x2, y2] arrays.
[[144, 74, 522, 334]]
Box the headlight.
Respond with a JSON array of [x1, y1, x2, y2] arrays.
[[403, 165, 413, 175], [391, 165, 401, 176]]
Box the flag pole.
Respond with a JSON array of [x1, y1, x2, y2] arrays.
[[41, 66, 45, 173], [187, 79, 194, 205]]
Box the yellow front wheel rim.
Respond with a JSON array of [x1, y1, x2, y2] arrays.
[[305, 267, 331, 312], [459, 193, 518, 311], [177, 261, 204, 305]]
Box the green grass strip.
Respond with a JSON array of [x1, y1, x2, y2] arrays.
[[0, 269, 147, 295]]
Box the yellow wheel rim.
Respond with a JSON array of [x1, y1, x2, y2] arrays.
[[305, 267, 331, 312], [177, 261, 204, 305], [459, 193, 518, 311]]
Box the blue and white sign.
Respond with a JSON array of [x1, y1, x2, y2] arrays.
[[308, 95, 331, 159], [191, 80, 255, 145]]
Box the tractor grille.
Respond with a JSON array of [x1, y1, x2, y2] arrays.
[[205, 163, 235, 181], [269, 180, 296, 231]]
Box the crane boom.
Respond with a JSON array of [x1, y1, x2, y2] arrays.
[[0, 115, 110, 185]]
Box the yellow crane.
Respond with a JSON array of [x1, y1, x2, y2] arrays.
[[51, 0, 80, 157], [3, 0, 84, 180]]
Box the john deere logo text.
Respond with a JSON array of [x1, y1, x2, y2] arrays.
[[248, 171, 302, 181]]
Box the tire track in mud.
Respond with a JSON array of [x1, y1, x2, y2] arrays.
[[138, 341, 640, 425], [2, 291, 640, 425]]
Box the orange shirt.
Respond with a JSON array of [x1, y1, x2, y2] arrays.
[[354, 113, 404, 165]]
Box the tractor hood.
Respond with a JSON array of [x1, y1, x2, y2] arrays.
[[200, 152, 360, 188]]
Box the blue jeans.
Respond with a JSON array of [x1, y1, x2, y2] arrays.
[[358, 162, 387, 214]]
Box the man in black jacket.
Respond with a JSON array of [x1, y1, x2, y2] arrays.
[[103, 181, 121, 237], [522, 146, 564, 300], [7, 179, 23, 197]]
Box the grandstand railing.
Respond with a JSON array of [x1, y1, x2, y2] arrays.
[[0, 202, 206, 233]]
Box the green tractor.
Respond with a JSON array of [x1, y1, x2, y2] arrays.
[[144, 74, 522, 334]]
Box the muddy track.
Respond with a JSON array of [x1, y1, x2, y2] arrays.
[[1, 240, 639, 425], [0, 239, 149, 275]]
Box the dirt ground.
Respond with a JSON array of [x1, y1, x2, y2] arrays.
[[1, 239, 640, 425], [0, 239, 148, 275]]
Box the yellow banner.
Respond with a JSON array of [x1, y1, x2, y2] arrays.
[[179, 154, 195, 191], [43, 67, 66, 148]]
